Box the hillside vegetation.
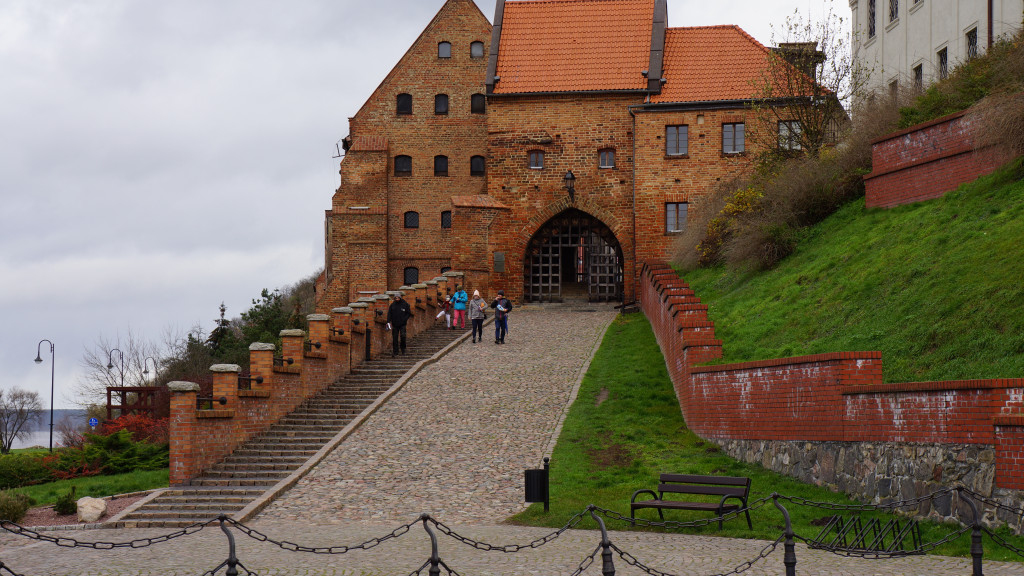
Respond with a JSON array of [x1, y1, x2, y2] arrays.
[[680, 159, 1024, 383]]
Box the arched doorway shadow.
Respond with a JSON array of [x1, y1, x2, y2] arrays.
[[524, 209, 623, 303]]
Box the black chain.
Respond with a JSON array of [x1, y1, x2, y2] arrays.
[[0, 562, 27, 576], [224, 517, 414, 554], [612, 536, 782, 576], [407, 559, 462, 576], [592, 496, 774, 530], [958, 487, 1024, 519], [428, 507, 590, 551], [0, 519, 211, 549], [983, 527, 1024, 559], [774, 487, 958, 514], [792, 524, 971, 558], [201, 562, 259, 576], [567, 543, 602, 576]]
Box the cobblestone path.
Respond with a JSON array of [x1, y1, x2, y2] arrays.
[[262, 304, 618, 524]]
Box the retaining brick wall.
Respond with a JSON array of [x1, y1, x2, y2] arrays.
[[863, 111, 1011, 208], [639, 261, 1024, 526]]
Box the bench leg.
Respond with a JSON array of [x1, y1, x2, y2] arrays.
[[745, 508, 752, 530], [658, 508, 664, 521]]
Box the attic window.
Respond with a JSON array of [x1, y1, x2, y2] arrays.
[[471, 93, 486, 114], [396, 93, 412, 115], [438, 42, 452, 58], [434, 155, 449, 177], [435, 94, 449, 115], [470, 41, 484, 59], [528, 150, 544, 169], [471, 155, 485, 176], [394, 155, 412, 176]]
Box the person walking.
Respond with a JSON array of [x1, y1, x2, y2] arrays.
[[490, 289, 512, 344], [451, 285, 468, 330], [436, 295, 453, 329], [387, 293, 414, 356], [468, 290, 487, 343]]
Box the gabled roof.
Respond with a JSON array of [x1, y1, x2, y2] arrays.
[[652, 25, 772, 104], [491, 0, 656, 94]]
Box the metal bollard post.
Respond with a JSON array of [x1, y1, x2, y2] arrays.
[[588, 506, 615, 576], [422, 514, 441, 576], [772, 494, 797, 576], [960, 488, 985, 576]]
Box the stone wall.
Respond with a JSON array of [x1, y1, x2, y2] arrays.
[[639, 261, 1024, 531]]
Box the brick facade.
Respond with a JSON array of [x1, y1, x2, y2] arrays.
[[864, 111, 1012, 208]]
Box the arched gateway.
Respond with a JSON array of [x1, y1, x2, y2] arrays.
[[524, 209, 623, 302]]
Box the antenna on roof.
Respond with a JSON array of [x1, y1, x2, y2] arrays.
[[333, 137, 345, 159]]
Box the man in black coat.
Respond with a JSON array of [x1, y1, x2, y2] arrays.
[[387, 293, 414, 356]]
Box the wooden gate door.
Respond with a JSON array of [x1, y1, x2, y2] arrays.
[[586, 231, 622, 302], [524, 209, 623, 302]]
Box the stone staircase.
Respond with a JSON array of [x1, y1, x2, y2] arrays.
[[117, 325, 467, 527]]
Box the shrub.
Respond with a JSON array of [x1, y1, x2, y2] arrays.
[[53, 486, 77, 516], [0, 490, 33, 523], [0, 453, 53, 490], [97, 414, 169, 445]]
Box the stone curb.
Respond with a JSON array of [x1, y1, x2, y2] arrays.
[[233, 320, 492, 523]]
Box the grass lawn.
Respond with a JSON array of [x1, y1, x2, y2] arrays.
[[6, 469, 168, 507], [509, 313, 1024, 562]]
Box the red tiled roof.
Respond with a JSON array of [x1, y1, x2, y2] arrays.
[[493, 0, 654, 94], [652, 26, 773, 104], [349, 135, 388, 151]]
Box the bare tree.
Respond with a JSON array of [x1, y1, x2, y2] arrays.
[[75, 327, 164, 406], [0, 387, 44, 454], [749, 0, 871, 158]]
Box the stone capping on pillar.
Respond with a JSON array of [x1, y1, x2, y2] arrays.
[[412, 283, 428, 289], [249, 343, 276, 351], [399, 285, 414, 291], [307, 313, 330, 321], [357, 297, 375, 303], [280, 329, 305, 337], [210, 364, 241, 373], [348, 302, 370, 308], [333, 307, 354, 314], [168, 381, 200, 393], [385, 291, 405, 297], [442, 270, 464, 278]]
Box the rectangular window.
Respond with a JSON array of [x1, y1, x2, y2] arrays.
[[441, 211, 452, 229], [913, 64, 923, 92], [666, 202, 687, 233], [937, 47, 948, 80], [471, 93, 486, 114], [889, 80, 898, 102], [722, 123, 745, 154], [666, 125, 688, 156], [779, 120, 802, 151], [889, 0, 898, 22], [598, 148, 615, 168], [434, 94, 448, 115], [528, 150, 544, 169], [966, 28, 978, 60], [868, 0, 876, 37], [434, 155, 448, 177]]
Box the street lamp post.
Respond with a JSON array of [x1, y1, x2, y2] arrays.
[[34, 339, 55, 453], [143, 356, 159, 384], [564, 170, 576, 202], [107, 348, 125, 387]]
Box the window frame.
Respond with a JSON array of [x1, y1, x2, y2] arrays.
[[722, 122, 745, 154], [404, 211, 420, 229], [441, 210, 452, 229], [470, 41, 484, 59], [966, 28, 978, 60], [403, 267, 419, 285], [598, 148, 616, 169], [471, 93, 486, 114], [396, 93, 412, 116], [665, 125, 688, 156], [434, 155, 449, 177], [888, 0, 898, 22], [438, 41, 451, 58], [778, 120, 802, 151], [937, 47, 949, 80], [470, 155, 486, 176], [912, 64, 924, 92], [528, 150, 545, 169], [868, 0, 876, 38], [665, 202, 688, 234], [394, 155, 412, 176], [434, 94, 449, 115]]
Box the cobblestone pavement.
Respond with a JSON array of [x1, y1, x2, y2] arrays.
[[2, 304, 1022, 575]]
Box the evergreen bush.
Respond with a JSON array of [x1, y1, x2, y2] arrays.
[[0, 490, 33, 523], [53, 486, 76, 516]]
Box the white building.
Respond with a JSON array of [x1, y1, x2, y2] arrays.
[[849, 0, 1022, 93]]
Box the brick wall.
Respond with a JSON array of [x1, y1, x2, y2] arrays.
[[863, 111, 1011, 208], [638, 262, 1024, 498]]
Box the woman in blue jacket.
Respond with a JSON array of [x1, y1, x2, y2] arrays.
[[451, 285, 468, 329]]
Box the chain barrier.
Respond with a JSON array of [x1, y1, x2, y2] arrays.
[[0, 518, 211, 549], [428, 507, 590, 551], [224, 516, 415, 554], [791, 524, 972, 559], [591, 495, 775, 530], [958, 487, 1024, 520], [983, 527, 1024, 559], [0, 562, 26, 576], [566, 543, 603, 576], [773, 487, 959, 514], [612, 536, 783, 576]]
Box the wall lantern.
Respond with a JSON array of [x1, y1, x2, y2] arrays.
[[564, 170, 576, 202]]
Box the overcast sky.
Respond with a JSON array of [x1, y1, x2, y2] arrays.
[[1, 0, 835, 411]]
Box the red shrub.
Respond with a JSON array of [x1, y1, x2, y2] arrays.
[[97, 414, 169, 445]]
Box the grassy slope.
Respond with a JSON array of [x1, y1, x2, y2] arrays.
[[681, 160, 1024, 383]]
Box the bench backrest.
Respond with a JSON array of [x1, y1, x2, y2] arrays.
[[657, 474, 751, 499]]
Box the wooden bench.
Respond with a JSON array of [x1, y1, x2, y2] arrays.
[[630, 474, 753, 529]]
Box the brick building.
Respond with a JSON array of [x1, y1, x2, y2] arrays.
[[319, 0, 791, 309]]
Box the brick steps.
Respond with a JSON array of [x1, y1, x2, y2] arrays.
[[116, 325, 463, 527]]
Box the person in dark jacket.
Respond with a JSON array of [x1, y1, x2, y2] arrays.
[[489, 289, 513, 344], [387, 293, 414, 355]]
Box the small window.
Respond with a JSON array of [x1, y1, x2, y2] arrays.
[[868, 0, 876, 38], [470, 155, 485, 176], [666, 125, 688, 156], [434, 155, 448, 176], [666, 202, 687, 233], [396, 93, 412, 115], [598, 148, 615, 168], [394, 155, 412, 176], [435, 94, 449, 115], [723, 123, 745, 154], [441, 210, 452, 229], [438, 42, 451, 58], [528, 150, 544, 169], [440, 266, 451, 274], [404, 267, 419, 285], [471, 93, 486, 114], [404, 211, 419, 228], [966, 28, 978, 60], [779, 121, 802, 151], [888, 0, 898, 22], [937, 47, 948, 80], [889, 80, 898, 103], [470, 41, 484, 59], [913, 64, 924, 92]]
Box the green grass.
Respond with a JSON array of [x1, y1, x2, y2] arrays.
[[6, 469, 168, 508], [509, 313, 1024, 562], [680, 159, 1024, 383]]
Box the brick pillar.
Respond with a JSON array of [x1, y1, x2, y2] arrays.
[[249, 343, 274, 393], [211, 364, 240, 409], [424, 280, 438, 308], [330, 307, 353, 344], [306, 313, 329, 354], [444, 270, 464, 293], [329, 307, 353, 380], [373, 294, 390, 328], [411, 283, 428, 334], [994, 416, 1024, 490], [349, 301, 370, 368], [435, 275, 451, 300], [168, 381, 199, 485], [280, 329, 305, 373]]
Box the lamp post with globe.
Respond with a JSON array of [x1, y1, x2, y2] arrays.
[[33, 339, 55, 452]]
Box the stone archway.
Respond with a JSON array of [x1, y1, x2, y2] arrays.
[[523, 209, 623, 303]]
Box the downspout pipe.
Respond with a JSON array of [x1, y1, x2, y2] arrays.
[[628, 104, 643, 303]]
